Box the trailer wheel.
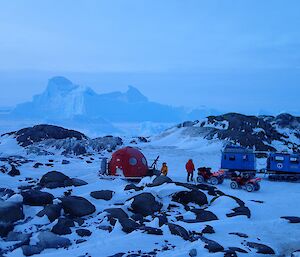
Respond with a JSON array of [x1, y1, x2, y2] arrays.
[[246, 183, 255, 192], [197, 175, 205, 183], [230, 181, 238, 189], [210, 177, 219, 185]]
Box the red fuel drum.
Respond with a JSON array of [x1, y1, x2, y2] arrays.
[[108, 147, 148, 178]]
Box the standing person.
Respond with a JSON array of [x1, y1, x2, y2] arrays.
[[161, 162, 168, 176], [186, 159, 195, 182]]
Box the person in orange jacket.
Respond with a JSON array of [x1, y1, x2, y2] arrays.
[[186, 159, 195, 182], [161, 162, 168, 176]]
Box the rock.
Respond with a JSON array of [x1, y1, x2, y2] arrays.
[[189, 249, 197, 257], [172, 190, 208, 206], [246, 242, 275, 254], [129, 193, 162, 216], [0, 188, 15, 198], [22, 245, 44, 256], [38, 231, 71, 249], [104, 208, 129, 220], [61, 196, 96, 217], [148, 176, 173, 187], [6, 231, 31, 244], [51, 218, 73, 235], [157, 213, 168, 227], [168, 223, 190, 241], [8, 165, 20, 177], [22, 190, 54, 206], [40, 171, 70, 188], [76, 239, 87, 245], [227, 206, 251, 219], [71, 178, 88, 187], [229, 232, 248, 238], [0, 222, 14, 237], [119, 218, 140, 233], [37, 204, 62, 222], [62, 160, 70, 165], [281, 216, 300, 223], [33, 162, 43, 168], [202, 225, 215, 234], [140, 226, 163, 235], [90, 190, 114, 201], [76, 229, 92, 237], [124, 184, 144, 191], [190, 209, 218, 222], [0, 201, 24, 223], [228, 247, 248, 253], [201, 237, 224, 253], [15, 124, 86, 147]]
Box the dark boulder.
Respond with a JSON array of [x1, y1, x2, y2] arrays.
[[228, 247, 248, 253], [190, 209, 218, 222], [168, 223, 190, 241], [37, 204, 62, 222], [39, 171, 70, 188], [15, 124, 86, 147], [202, 225, 215, 234], [104, 208, 129, 220], [71, 178, 88, 187], [201, 236, 224, 253], [129, 193, 162, 216], [60, 196, 96, 217], [281, 216, 300, 223], [246, 242, 275, 254], [227, 206, 251, 219], [0, 188, 15, 198], [140, 226, 163, 235], [33, 163, 43, 168], [8, 165, 20, 177], [6, 231, 31, 245], [76, 229, 92, 237], [51, 218, 74, 235], [148, 176, 173, 187], [22, 245, 44, 256], [119, 218, 140, 233], [38, 231, 71, 249], [0, 201, 24, 223], [62, 160, 70, 165], [90, 190, 114, 201], [124, 184, 143, 191], [0, 222, 14, 237], [172, 190, 208, 206], [22, 190, 54, 206]]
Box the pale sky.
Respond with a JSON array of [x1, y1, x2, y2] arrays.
[[0, 0, 299, 114]]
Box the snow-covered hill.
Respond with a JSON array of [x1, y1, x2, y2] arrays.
[[0, 123, 300, 257], [154, 113, 300, 153]]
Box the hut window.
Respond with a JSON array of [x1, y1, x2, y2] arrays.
[[229, 155, 235, 161], [129, 157, 138, 166], [142, 157, 147, 166]]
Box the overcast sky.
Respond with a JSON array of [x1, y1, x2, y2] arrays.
[[0, 0, 299, 114]]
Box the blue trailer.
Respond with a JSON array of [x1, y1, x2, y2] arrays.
[[221, 145, 256, 177], [267, 152, 300, 181]]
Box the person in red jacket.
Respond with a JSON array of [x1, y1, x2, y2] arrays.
[[186, 159, 195, 182]]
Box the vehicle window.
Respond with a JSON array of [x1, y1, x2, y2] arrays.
[[129, 157, 138, 166], [290, 157, 299, 163], [229, 155, 235, 161], [275, 156, 284, 162]]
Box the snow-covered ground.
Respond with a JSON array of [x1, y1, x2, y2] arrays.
[[0, 129, 300, 257]]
